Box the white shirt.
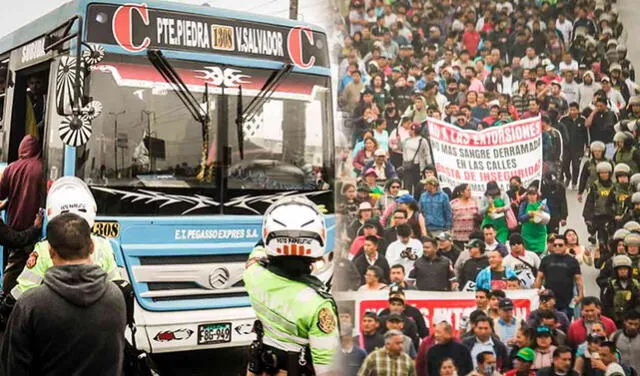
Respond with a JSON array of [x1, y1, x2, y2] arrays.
[[503, 250, 541, 288], [556, 19, 573, 44], [521, 56, 540, 70], [558, 60, 579, 73], [605, 88, 626, 113], [386, 238, 423, 274]]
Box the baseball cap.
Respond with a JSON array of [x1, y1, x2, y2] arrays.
[[388, 295, 405, 305], [535, 326, 552, 337], [357, 185, 370, 193], [602, 76, 611, 83], [396, 194, 415, 204], [389, 284, 405, 296], [516, 347, 535, 363], [364, 168, 378, 177], [499, 298, 514, 310], [358, 202, 373, 211], [363, 219, 378, 228], [610, 63, 622, 72], [374, 149, 386, 157], [539, 289, 555, 301], [437, 232, 453, 241], [387, 312, 404, 322]]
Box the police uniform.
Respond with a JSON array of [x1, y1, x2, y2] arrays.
[[613, 182, 631, 228], [583, 179, 616, 244], [244, 246, 338, 375], [11, 234, 121, 300]]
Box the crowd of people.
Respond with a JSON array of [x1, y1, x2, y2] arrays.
[[331, 0, 640, 375]]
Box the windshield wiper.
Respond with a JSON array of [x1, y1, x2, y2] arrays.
[[147, 49, 211, 181], [235, 63, 293, 160]]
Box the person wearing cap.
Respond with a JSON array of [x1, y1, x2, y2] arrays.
[[610, 311, 640, 374], [601, 76, 627, 114], [503, 233, 541, 289], [337, 322, 367, 375], [353, 237, 390, 286], [348, 196, 374, 238], [385, 223, 422, 274], [361, 148, 397, 182], [504, 347, 536, 376], [378, 285, 428, 339], [408, 236, 457, 291], [527, 290, 571, 334], [361, 168, 380, 191], [608, 63, 631, 103], [418, 176, 452, 234], [378, 294, 420, 349], [531, 326, 557, 371], [437, 231, 462, 264], [350, 218, 387, 258], [493, 298, 522, 351], [383, 313, 416, 359], [601, 255, 640, 326], [612, 134, 640, 176], [402, 94, 428, 123], [354, 312, 384, 354], [574, 332, 607, 376], [459, 239, 490, 291]]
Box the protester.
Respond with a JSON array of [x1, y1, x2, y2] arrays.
[[357, 330, 416, 376]]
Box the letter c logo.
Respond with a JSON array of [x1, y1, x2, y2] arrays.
[[287, 26, 315, 69], [112, 3, 151, 52]]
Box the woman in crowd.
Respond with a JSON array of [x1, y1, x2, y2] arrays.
[[480, 181, 510, 243], [519, 187, 549, 254], [531, 326, 557, 371], [450, 183, 480, 248], [565, 228, 594, 266], [353, 136, 379, 175]]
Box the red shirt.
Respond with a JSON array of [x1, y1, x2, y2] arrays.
[[567, 317, 617, 348], [504, 370, 535, 376], [462, 31, 481, 57]]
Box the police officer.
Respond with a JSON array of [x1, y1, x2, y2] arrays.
[[583, 162, 616, 246], [579, 141, 612, 202], [613, 163, 632, 229], [613, 132, 640, 174], [244, 196, 338, 376], [602, 255, 640, 326], [0, 177, 120, 323], [623, 192, 640, 224]]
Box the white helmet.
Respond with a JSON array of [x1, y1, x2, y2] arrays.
[[262, 196, 326, 258], [46, 176, 97, 227]]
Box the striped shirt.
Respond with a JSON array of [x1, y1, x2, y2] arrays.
[[357, 348, 416, 376], [451, 198, 479, 242]]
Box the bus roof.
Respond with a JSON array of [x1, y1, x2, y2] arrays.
[[0, 0, 326, 56]]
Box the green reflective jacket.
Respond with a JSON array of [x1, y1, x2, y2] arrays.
[[243, 247, 338, 375]]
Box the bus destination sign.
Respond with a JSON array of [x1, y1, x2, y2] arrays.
[[86, 3, 329, 69]]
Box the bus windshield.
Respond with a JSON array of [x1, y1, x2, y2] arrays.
[[79, 56, 333, 193]]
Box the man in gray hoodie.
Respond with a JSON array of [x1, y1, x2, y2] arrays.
[[0, 212, 126, 376]]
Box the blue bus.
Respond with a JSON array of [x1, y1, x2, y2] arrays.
[[0, 0, 335, 353]]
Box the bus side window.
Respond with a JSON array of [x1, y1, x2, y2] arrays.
[[0, 60, 8, 127]]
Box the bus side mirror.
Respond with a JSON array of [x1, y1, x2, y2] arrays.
[[54, 55, 85, 117]]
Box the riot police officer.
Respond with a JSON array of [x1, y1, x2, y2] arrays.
[[602, 255, 640, 326], [613, 132, 640, 174], [244, 196, 338, 376], [613, 163, 632, 229], [579, 141, 612, 202], [583, 162, 616, 246]]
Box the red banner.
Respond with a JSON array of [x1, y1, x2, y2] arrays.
[[335, 290, 539, 337]]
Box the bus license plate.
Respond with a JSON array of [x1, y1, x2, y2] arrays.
[[197, 323, 232, 345]]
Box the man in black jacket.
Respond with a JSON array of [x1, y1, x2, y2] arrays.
[[378, 285, 429, 339], [0, 213, 126, 376], [559, 103, 588, 189], [461, 316, 510, 372], [0, 211, 42, 250], [536, 346, 579, 376], [353, 236, 391, 285], [426, 321, 473, 376], [541, 172, 568, 234]]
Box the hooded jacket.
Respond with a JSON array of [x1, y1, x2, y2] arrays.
[[0, 136, 43, 230], [1, 264, 126, 376]]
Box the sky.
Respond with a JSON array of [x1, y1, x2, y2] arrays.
[[0, 0, 333, 39]]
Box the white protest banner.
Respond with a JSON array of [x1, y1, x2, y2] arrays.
[[335, 289, 539, 337], [425, 116, 543, 196]]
